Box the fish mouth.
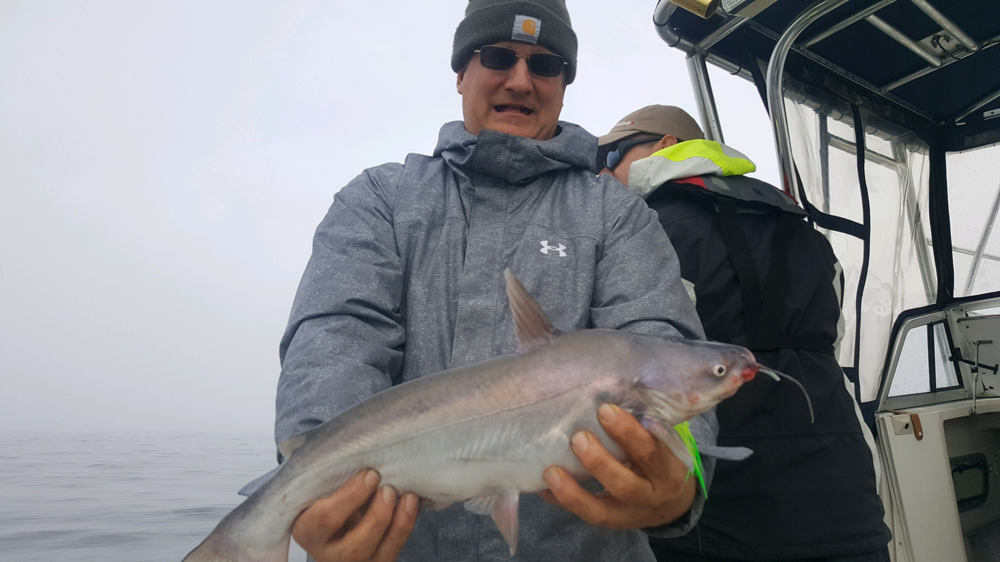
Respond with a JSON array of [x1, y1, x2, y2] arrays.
[[719, 362, 758, 397], [741, 363, 760, 382]]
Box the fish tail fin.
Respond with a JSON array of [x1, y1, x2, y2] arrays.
[[181, 528, 291, 562], [181, 496, 292, 562]]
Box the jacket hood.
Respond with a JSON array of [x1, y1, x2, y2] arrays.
[[626, 139, 755, 199], [433, 121, 597, 186]]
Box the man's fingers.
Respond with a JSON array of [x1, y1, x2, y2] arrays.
[[289, 472, 421, 562], [334, 485, 399, 561], [543, 466, 625, 529], [599, 404, 699, 502], [597, 404, 665, 470], [371, 493, 420, 562], [543, 404, 704, 531], [536, 489, 559, 506], [568, 429, 650, 502], [292, 470, 380, 549]]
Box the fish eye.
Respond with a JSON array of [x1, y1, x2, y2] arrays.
[[713, 364, 727, 377]]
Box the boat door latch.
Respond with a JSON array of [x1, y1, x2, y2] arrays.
[[890, 411, 924, 441]]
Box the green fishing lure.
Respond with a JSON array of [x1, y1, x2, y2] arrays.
[[673, 420, 706, 496]]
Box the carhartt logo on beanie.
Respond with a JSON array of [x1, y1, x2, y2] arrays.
[[452, 0, 578, 83], [512, 15, 540, 43]]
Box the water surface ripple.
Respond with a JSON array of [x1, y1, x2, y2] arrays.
[[0, 432, 306, 562]]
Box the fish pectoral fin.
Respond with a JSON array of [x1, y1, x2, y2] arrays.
[[503, 269, 557, 352], [277, 434, 308, 460], [641, 418, 694, 471], [464, 490, 521, 556]]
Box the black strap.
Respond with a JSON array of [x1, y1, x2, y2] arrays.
[[929, 130, 954, 305], [847, 104, 873, 405], [803, 198, 867, 239], [715, 197, 763, 345], [715, 198, 837, 357], [755, 212, 797, 342], [737, 47, 854, 360], [755, 213, 837, 356], [740, 41, 865, 245]]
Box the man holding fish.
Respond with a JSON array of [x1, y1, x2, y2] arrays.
[[260, 1, 720, 561]]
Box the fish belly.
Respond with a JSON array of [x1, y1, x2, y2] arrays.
[[356, 387, 610, 505]]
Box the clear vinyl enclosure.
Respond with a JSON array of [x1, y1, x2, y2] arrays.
[[784, 79, 938, 401], [949, 144, 1000, 299]]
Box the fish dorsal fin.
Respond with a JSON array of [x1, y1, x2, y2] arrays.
[[504, 269, 556, 352]]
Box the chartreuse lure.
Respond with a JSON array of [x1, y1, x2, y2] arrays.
[[673, 420, 706, 496]]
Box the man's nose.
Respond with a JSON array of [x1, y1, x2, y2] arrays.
[[504, 58, 534, 92]]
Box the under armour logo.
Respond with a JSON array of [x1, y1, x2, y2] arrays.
[[540, 240, 566, 257]]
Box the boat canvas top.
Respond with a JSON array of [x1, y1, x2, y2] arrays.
[[655, 0, 1000, 414]]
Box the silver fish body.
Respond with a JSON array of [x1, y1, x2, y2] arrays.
[[183, 272, 758, 562]]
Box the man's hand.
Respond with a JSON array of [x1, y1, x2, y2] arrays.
[[292, 469, 419, 562], [541, 403, 696, 530]]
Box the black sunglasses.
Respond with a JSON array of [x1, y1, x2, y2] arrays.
[[603, 136, 662, 171], [474, 45, 567, 78]]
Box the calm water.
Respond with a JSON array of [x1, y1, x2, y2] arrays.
[[0, 432, 307, 562]]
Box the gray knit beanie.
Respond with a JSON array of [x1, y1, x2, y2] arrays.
[[452, 0, 578, 84]]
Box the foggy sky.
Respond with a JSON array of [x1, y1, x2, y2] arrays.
[[0, 0, 777, 435]]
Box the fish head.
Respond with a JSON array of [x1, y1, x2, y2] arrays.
[[634, 339, 760, 423]]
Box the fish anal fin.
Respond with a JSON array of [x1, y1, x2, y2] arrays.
[[494, 491, 521, 556], [463, 490, 521, 555], [504, 269, 556, 352], [462, 495, 494, 515]]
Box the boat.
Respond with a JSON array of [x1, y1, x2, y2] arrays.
[[652, 1, 1000, 560]]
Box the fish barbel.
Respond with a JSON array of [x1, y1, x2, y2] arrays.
[[182, 270, 760, 561]]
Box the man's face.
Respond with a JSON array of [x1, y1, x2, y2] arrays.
[[457, 41, 567, 141]]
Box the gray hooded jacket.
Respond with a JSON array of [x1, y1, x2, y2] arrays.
[[272, 121, 710, 562]]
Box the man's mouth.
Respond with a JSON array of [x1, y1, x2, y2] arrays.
[[494, 104, 533, 115]]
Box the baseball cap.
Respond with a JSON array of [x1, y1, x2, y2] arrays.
[[598, 105, 705, 146]]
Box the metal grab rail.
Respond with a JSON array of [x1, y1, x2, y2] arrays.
[[687, 54, 726, 142], [653, 1, 750, 77], [910, 0, 979, 52], [653, 0, 735, 142], [801, 0, 897, 48], [766, 0, 850, 194]]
